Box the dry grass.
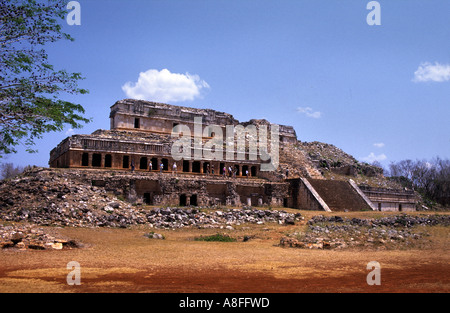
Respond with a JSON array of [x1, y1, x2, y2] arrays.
[[0, 210, 449, 293]]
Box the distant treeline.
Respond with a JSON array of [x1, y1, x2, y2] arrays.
[[386, 157, 450, 207], [0, 162, 28, 180]]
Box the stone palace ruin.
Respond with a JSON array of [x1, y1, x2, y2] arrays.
[[49, 99, 416, 212]]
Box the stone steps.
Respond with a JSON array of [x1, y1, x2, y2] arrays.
[[307, 179, 371, 211]]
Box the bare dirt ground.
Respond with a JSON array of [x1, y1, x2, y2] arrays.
[[0, 210, 449, 293]]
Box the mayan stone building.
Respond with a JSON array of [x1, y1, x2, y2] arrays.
[[49, 99, 416, 211]]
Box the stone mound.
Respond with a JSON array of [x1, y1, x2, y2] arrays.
[[0, 168, 302, 229]]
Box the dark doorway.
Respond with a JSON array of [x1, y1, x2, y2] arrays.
[[180, 194, 187, 206], [134, 118, 140, 129], [92, 153, 101, 167], [183, 160, 190, 172], [220, 162, 225, 175], [162, 158, 168, 171], [105, 154, 112, 168], [190, 194, 198, 206], [81, 153, 89, 166], [251, 166, 257, 177], [242, 165, 249, 177], [151, 158, 158, 171], [192, 161, 201, 173], [399, 204, 402, 212], [140, 157, 148, 170], [123, 155, 130, 169], [143, 193, 151, 205]]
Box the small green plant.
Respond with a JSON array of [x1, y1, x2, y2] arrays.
[[194, 233, 236, 242]]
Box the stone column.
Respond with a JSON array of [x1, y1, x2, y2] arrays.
[[113, 154, 118, 169], [214, 161, 219, 175], [69, 150, 75, 167]]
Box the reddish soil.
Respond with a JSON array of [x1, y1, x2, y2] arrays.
[[1, 214, 449, 294]]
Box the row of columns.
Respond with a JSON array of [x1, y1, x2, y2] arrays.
[[183, 160, 259, 178], [78, 152, 259, 178]]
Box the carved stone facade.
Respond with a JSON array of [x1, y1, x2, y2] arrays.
[[49, 99, 416, 211], [49, 99, 296, 178]]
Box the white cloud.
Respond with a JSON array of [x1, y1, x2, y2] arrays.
[[413, 62, 450, 82], [296, 107, 321, 118], [361, 152, 387, 163], [65, 128, 75, 136], [122, 68, 210, 103], [373, 142, 385, 148]]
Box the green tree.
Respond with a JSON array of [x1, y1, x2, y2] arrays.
[[0, 0, 90, 155]]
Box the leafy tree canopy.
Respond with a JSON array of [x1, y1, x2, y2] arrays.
[[0, 0, 90, 155]]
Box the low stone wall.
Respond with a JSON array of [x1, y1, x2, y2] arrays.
[[359, 186, 417, 212]]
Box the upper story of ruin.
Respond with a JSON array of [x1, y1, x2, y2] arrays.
[[109, 99, 298, 143], [49, 99, 299, 171]]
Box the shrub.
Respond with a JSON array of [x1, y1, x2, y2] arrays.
[[194, 233, 236, 242]]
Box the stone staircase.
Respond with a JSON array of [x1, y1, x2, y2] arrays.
[[307, 179, 372, 211]]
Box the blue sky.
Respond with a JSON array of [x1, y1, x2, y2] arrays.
[[3, 0, 450, 169]]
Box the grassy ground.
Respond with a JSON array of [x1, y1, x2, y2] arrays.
[[0, 209, 449, 293]]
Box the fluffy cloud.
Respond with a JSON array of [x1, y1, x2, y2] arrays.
[[361, 152, 387, 163], [413, 62, 450, 82], [122, 69, 210, 103], [373, 142, 385, 148], [296, 107, 322, 118]]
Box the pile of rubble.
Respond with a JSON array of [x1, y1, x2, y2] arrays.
[[299, 141, 358, 168], [1, 202, 302, 230], [0, 223, 80, 250], [0, 167, 303, 229], [280, 214, 450, 250], [297, 141, 402, 189], [308, 214, 450, 228], [0, 168, 144, 228], [146, 207, 303, 229]]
